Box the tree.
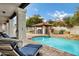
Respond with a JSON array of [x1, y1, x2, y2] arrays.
[[63, 17, 74, 28], [26, 15, 43, 26], [63, 7, 79, 27], [51, 21, 66, 27], [47, 19, 54, 24], [73, 7, 79, 26]]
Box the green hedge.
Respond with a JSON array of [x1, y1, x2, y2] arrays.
[[53, 30, 65, 34], [59, 30, 65, 34]]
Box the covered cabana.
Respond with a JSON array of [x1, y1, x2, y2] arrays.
[[32, 22, 52, 35]]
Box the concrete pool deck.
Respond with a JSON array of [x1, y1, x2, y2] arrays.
[[39, 45, 74, 56]]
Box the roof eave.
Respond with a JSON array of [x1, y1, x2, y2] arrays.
[[9, 3, 29, 19]]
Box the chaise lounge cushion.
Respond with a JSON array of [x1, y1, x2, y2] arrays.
[[10, 42, 42, 56], [19, 47, 39, 56], [24, 44, 42, 48], [19, 44, 42, 56]]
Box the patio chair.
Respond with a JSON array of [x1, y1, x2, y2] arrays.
[[10, 42, 42, 56]]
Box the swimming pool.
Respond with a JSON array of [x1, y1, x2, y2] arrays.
[[32, 36, 79, 56]]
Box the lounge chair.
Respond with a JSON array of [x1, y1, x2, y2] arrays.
[[0, 32, 17, 39], [0, 42, 19, 56], [10, 42, 42, 56], [0, 52, 6, 56]]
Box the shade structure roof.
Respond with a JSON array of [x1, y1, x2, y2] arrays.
[[32, 22, 52, 27], [0, 3, 29, 24]]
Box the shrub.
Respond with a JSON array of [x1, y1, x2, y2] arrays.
[[53, 30, 59, 34], [59, 30, 65, 34]]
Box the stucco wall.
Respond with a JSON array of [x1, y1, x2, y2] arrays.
[[70, 26, 79, 35]]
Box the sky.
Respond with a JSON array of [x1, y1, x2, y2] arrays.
[[25, 3, 79, 21]]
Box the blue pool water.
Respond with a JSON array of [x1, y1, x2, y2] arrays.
[[32, 36, 79, 56]]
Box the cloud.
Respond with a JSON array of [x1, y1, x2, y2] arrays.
[[48, 10, 73, 21]]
